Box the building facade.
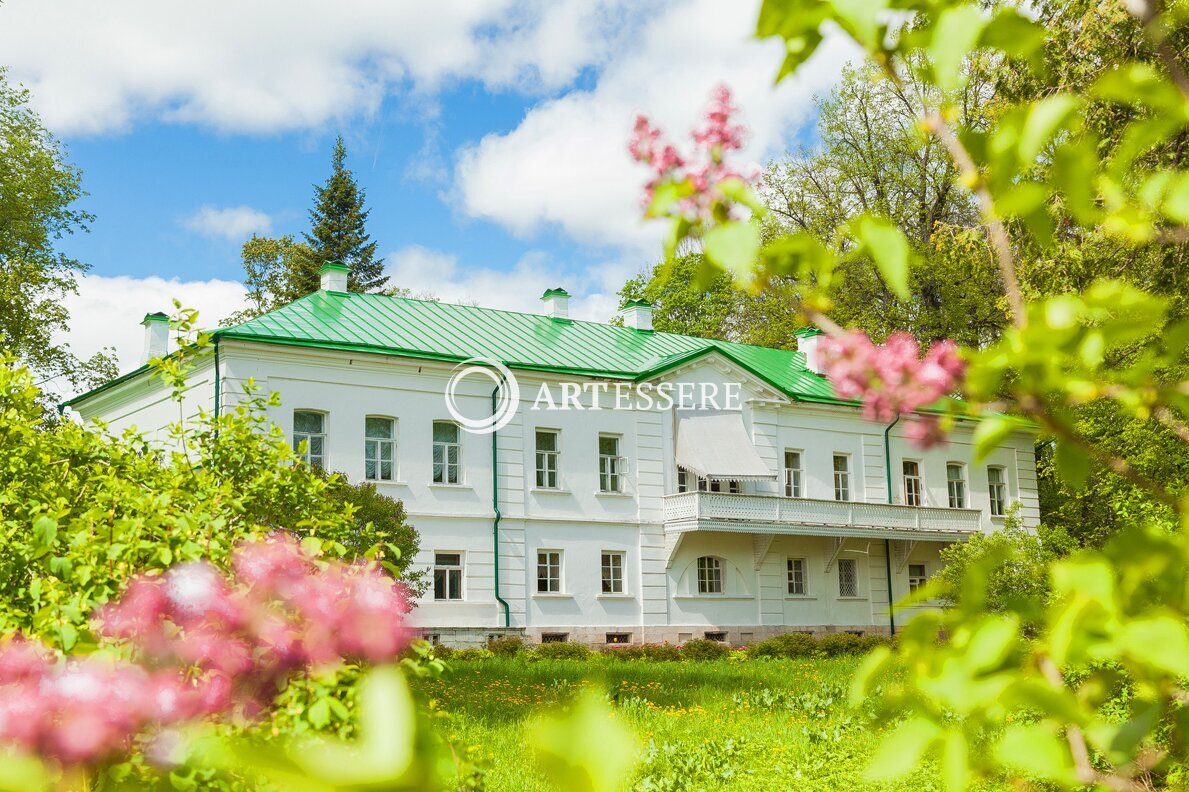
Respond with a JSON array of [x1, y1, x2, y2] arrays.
[[65, 264, 1039, 647]]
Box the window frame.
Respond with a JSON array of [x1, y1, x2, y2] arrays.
[[833, 453, 851, 501], [902, 459, 923, 507], [787, 557, 808, 596], [837, 557, 860, 598], [536, 549, 562, 594], [293, 409, 327, 470], [598, 434, 623, 493], [946, 462, 967, 509], [432, 420, 462, 484], [908, 562, 928, 594], [534, 428, 560, 489], [783, 450, 803, 498], [988, 465, 1008, 516], [432, 551, 464, 601], [364, 415, 397, 482], [600, 551, 625, 594], [696, 555, 723, 595]]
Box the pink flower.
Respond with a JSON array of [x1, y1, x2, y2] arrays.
[[903, 415, 949, 449]]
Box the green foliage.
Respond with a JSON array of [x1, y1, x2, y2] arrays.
[[321, 475, 423, 593], [0, 68, 116, 398], [304, 135, 387, 294], [603, 643, 682, 662], [528, 690, 638, 792], [677, 638, 730, 661], [533, 641, 592, 661], [222, 234, 320, 325], [485, 635, 525, 657]]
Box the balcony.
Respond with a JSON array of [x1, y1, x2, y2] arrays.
[[662, 491, 982, 541]]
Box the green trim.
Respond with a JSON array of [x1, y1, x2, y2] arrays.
[[623, 299, 652, 308], [541, 287, 570, 298], [142, 311, 169, 324], [319, 261, 350, 273], [492, 385, 511, 629], [793, 326, 823, 338], [883, 416, 900, 638], [60, 363, 154, 408]]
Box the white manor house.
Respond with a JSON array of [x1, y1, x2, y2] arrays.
[[66, 263, 1039, 647]]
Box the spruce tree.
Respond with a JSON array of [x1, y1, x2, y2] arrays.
[[302, 136, 387, 293]]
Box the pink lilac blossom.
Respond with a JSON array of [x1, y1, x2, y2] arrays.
[[819, 330, 965, 447], [628, 84, 755, 220], [0, 535, 411, 768]]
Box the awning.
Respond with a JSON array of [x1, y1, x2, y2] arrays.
[[675, 410, 775, 481]]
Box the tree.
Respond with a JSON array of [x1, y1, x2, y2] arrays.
[[0, 68, 116, 396], [222, 233, 318, 326], [304, 135, 387, 294]]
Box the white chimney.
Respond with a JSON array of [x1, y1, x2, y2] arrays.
[[541, 288, 570, 321], [141, 312, 169, 362], [319, 261, 349, 292], [621, 299, 654, 331], [796, 327, 826, 375]]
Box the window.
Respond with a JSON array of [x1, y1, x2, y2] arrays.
[[599, 435, 622, 492], [787, 558, 807, 595], [541, 633, 568, 643], [696, 556, 723, 594], [535, 430, 559, 489], [988, 466, 1008, 516], [364, 416, 395, 481], [947, 463, 967, 508], [432, 421, 461, 484], [293, 410, 326, 470], [606, 632, 631, 645], [838, 558, 859, 598], [908, 563, 927, 593], [704, 631, 727, 642], [833, 454, 851, 501], [903, 460, 922, 507], [433, 553, 463, 601], [707, 479, 741, 494], [784, 451, 803, 497], [537, 550, 561, 593], [601, 551, 624, 594], [677, 469, 692, 493]]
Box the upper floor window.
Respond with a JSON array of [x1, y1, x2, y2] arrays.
[[537, 550, 562, 593], [696, 556, 723, 594], [599, 435, 622, 492], [364, 416, 395, 481], [988, 466, 1008, 516], [432, 421, 461, 484], [678, 469, 692, 493], [293, 410, 326, 470], [947, 463, 966, 508], [908, 563, 928, 594], [837, 557, 859, 598], [787, 557, 807, 595], [784, 451, 803, 498], [601, 551, 624, 594], [433, 552, 463, 601], [706, 478, 740, 494], [833, 454, 851, 501], [535, 429, 559, 489], [902, 460, 922, 507]]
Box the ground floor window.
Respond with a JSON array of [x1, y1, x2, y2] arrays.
[[837, 557, 859, 598], [696, 556, 723, 594], [601, 551, 624, 593], [605, 632, 631, 645], [787, 557, 807, 595], [433, 552, 463, 601], [537, 550, 561, 593], [908, 563, 928, 593]]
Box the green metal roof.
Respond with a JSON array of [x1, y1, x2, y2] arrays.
[[212, 290, 848, 405]]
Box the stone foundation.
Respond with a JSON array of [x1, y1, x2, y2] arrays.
[[423, 624, 891, 648]]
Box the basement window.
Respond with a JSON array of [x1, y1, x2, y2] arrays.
[[704, 631, 727, 643], [605, 632, 631, 645], [541, 633, 568, 644]]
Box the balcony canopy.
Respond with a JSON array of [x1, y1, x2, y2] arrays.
[[675, 410, 775, 481]]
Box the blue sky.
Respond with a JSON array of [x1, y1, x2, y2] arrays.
[[1, 0, 851, 374]]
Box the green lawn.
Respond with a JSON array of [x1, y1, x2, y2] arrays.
[[409, 657, 998, 791]]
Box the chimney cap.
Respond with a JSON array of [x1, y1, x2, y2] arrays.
[[793, 325, 823, 338], [542, 287, 570, 298], [623, 298, 652, 308], [319, 261, 350, 273], [142, 312, 169, 325]]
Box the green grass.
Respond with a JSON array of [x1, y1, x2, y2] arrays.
[[409, 657, 999, 791]]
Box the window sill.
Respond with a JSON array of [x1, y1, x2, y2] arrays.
[[366, 479, 409, 487], [596, 593, 634, 600], [428, 483, 473, 490], [837, 596, 868, 602], [428, 599, 469, 605], [594, 490, 632, 498], [672, 595, 755, 601], [784, 595, 817, 601], [531, 487, 572, 495], [532, 593, 573, 599]]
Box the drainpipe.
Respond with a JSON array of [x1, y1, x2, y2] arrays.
[[491, 385, 511, 628], [213, 335, 221, 423], [883, 416, 900, 637]]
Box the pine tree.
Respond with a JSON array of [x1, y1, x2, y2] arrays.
[[302, 136, 387, 293]]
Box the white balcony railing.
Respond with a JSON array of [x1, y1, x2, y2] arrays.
[[662, 491, 981, 536]]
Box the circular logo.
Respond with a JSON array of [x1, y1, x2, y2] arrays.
[[444, 357, 520, 434]]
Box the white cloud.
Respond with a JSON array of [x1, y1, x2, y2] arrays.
[[182, 205, 272, 242], [455, 0, 856, 252], [0, 1, 654, 135], [58, 274, 248, 376]]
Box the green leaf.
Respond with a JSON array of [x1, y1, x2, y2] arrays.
[[1121, 615, 1189, 677], [1052, 137, 1101, 224], [1094, 62, 1189, 115], [300, 535, 323, 558], [848, 214, 911, 299], [863, 716, 940, 782], [718, 177, 767, 215], [928, 4, 986, 92], [646, 178, 695, 218], [1161, 172, 1189, 223], [306, 698, 330, 729], [964, 616, 1019, 673], [1055, 441, 1091, 489], [979, 10, 1046, 70], [971, 414, 1027, 462], [1018, 94, 1081, 164], [32, 516, 57, 554], [701, 221, 761, 284], [530, 690, 639, 792], [940, 730, 970, 792], [994, 723, 1076, 782]]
